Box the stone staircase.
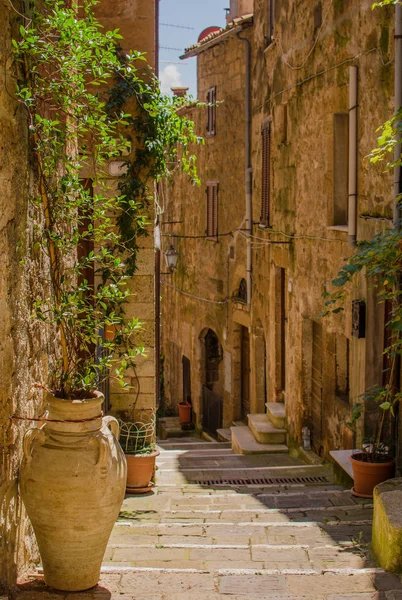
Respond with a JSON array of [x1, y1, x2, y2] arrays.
[[229, 402, 289, 455], [15, 440, 402, 599]]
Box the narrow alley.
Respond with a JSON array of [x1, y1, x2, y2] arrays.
[[13, 439, 402, 600]]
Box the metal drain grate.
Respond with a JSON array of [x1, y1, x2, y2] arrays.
[[194, 476, 329, 486]]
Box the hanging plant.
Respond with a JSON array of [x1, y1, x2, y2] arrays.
[[13, 0, 201, 399]]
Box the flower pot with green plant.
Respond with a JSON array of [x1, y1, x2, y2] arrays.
[[346, 387, 399, 498], [119, 411, 159, 493], [13, 0, 200, 591]]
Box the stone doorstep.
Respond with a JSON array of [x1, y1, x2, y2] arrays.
[[217, 428, 232, 442], [265, 402, 286, 429], [329, 449, 356, 479], [231, 425, 288, 455], [248, 413, 287, 444]]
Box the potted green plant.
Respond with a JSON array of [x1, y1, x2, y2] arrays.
[[119, 411, 159, 494], [13, 0, 200, 592], [346, 386, 399, 498]]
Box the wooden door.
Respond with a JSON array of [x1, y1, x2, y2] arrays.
[[182, 356, 191, 404], [311, 321, 323, 455], [241, 326, 250, 420]]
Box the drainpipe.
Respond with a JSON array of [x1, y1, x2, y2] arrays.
[[394, 3, 402, 229], [237, 31, 252, 307], [348, 65, 358, 248]]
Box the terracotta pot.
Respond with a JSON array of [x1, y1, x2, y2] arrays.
[[350, 453, 395, 498], [19, 392, 127, 592], [126, 449, 160, 493], [178, 402, 192, 424]]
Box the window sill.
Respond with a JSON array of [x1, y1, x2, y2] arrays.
[[327, 225, 348, 233]]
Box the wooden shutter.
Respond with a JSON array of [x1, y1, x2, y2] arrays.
[[206, 182, 218, 238], [260, 121, 271, 226], [206, 87, 216, 135]]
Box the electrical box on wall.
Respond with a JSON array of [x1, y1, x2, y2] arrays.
[[352, 299, 366, 338]]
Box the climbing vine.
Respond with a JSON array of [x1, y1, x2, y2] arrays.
[[13, 0, 201, 398]]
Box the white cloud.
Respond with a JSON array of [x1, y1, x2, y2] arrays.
[[159, 64, 183, 94]]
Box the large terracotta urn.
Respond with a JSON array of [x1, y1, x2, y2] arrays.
[[19, 392, 127, 592]]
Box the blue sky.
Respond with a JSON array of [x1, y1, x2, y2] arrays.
[[159, 0, 228, 97]]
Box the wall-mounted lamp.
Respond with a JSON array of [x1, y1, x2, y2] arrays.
[[163, 245, 179, 273]]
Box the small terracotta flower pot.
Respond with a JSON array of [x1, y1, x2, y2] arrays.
[[126, 449, 160, 494], [350, 453, 395, 498], [178, 402, 192, 424]]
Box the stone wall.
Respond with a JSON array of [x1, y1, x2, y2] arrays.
[[161, 0, 395, 457], [0, 0, 50, 589]]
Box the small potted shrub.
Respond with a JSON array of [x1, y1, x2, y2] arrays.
[[119, 411, 159, 493], [347, 386, 399, 498]]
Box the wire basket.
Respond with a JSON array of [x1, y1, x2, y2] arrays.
[[118, 411, 156, 455]]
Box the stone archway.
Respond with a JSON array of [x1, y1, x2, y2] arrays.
[[199, 328, 224, 435]]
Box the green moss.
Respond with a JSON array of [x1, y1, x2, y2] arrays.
[[333, 0, 344, 18], [334, 30, 349, 49], [380, 25, 389, 56]]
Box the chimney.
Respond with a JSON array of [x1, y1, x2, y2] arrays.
[[171, 87, 189, 98], [226, 0, 253, 23]]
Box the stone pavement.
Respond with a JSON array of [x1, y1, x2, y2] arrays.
[[12, 439, 402, 599]]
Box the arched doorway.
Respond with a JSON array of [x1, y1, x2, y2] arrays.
[[200, 328, 224, 435]]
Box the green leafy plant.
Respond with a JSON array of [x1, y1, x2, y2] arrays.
[[13, 0, 200, 399]]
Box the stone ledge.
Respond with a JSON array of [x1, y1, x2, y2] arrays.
[[372, 478, 402, 573]]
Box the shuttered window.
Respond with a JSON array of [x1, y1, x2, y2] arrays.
[[206, 182, 218, 238], [206, 87, 216, 135], [260, 120, 271, 227]]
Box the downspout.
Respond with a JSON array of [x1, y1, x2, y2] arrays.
[[155, 0, 161, 408], [237, 31, 252, 307], [394, 3, 402, 229], [348, 65, 358, 248]]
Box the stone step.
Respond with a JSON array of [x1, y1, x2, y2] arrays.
[[18, 568, 402, 600], [117, 504, 373, 525], [248, 413, 287, 444], [112, 520, 373, 550], [231, 425, 288, 455], [158, 441, 232, 450], [217, 428, 232, 442], [265, 402, 286, 429], [232, 420, 248, 427]]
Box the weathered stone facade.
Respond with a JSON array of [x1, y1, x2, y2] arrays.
[[161, 0, 395, 459], [0, 2, 49, 589], [94, 0, 157, 419], [0, 0, 156, 591]]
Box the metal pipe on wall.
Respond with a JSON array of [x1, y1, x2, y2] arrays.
[[348, 65, 358, 247], [237, 31, 252, 308], [394, 3, 402, 229]]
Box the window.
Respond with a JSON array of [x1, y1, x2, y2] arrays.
[[333, 113, 349, 226], [206, 87, 216, 136], [260, 120, 271, 227], [206, 181, 218, 238]]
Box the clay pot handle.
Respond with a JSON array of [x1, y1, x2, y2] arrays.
[[103, 415, 119, 440], [23, 428, 45, 460]]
